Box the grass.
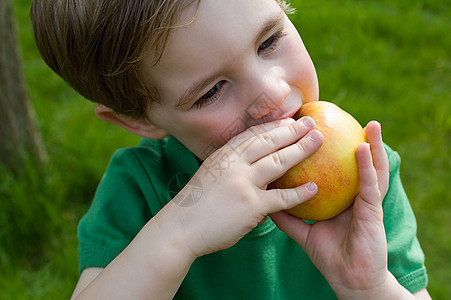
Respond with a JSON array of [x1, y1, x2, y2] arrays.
[[3, 0, 450, 298]]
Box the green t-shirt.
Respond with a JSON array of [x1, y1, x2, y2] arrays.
[[78, 136, 428, 298]]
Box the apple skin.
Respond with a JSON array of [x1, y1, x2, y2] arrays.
[[269, 101, 367, 221]]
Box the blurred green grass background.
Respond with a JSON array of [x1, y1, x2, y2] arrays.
[[2, 0, 450, 298]]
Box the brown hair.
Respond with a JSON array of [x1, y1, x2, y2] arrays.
[[31, 0, 293, 119]]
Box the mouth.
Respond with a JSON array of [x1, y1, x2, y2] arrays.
[[277, 107, 301, 120], [245, 107, 300, 129]]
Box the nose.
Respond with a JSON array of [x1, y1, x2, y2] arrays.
[[245, 66, 291, 120]]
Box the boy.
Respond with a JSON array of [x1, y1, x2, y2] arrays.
[[31, 0, 431, 298]]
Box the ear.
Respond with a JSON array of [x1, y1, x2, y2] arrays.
[[94, 104, 168, 139]]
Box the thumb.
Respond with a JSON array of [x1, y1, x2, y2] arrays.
[[270, 211, 311, 248]]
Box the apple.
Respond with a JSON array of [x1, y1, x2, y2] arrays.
[[269, 101, 366, 221]]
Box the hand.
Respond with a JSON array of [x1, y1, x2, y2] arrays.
[[155, 117, 323, 258], [270, 121, 392, 298]]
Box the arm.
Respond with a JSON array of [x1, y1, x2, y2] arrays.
[[271, 121, 431, 299], [72, 268, 102, 299], [71, 116, 324, 299], [414, 288, 432, 299], [71, 214, 197, 299]]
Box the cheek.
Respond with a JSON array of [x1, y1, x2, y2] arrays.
[[294, 61, 319, 102], [192, 113, 244, 144], [176, 114, 232, 149], [283, 30, 319, 101], [186, 109, 255, 159]]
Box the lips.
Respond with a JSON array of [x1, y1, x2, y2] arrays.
[[243, 107, 299, 129], [278, 108, 300, 120]]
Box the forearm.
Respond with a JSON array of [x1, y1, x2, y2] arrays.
[[73, 208, 196, 299], [332, 271, 426, 300]]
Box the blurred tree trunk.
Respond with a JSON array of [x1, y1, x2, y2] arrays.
[[0, 0, 46, 173]]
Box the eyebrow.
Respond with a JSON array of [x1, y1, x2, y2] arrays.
[[175, 11, 285, 108]]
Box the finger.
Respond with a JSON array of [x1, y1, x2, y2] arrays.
[[365, 121, 389, 197], [355, 143, 383, 212], [225, 118, 297, 151], [252, 129, 323, 187], [238, 117, 316, 163], [264, 182, 318, 214]]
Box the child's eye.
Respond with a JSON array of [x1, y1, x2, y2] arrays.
[[194, 81, 225, 109], [258, 30, 287, 53]]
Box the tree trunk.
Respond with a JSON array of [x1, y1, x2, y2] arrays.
[[0, 0, 46, 173]]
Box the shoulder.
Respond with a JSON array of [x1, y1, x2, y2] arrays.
[[383, 143, 401, 174], [108, 136, 198, 175], [382, 143, 407, 210], [110, 136, 172, 168], [382, 144, 428, 294], [77, 137, 200, 271], [93, 136, 200, 210]]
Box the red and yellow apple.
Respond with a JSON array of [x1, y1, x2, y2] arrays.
[[269, 101, 366, 221]]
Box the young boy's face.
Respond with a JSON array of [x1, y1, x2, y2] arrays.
[[143, 0, 319, 159]]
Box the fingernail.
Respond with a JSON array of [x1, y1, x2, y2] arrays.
[[308, 130, 322, 141], [306, 182, 317, 192], [301, 116, 315, 128]]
